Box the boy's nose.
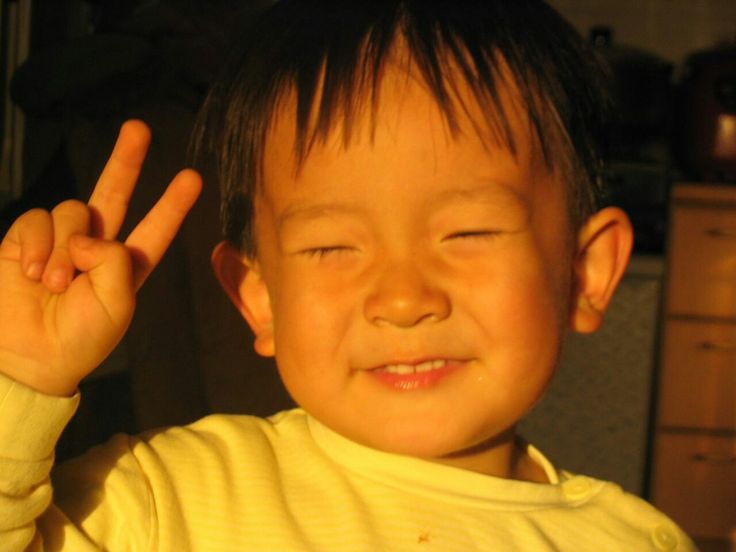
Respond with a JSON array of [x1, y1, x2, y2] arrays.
[[363, 260, 451, 328]]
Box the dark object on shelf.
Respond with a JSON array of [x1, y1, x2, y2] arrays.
[[675, 45, 736, 182], [590, 27, 673, 255], [590, 26, 674, 161], [603, 161, 670, 255]]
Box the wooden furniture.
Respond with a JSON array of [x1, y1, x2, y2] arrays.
[[651, 183, 736, 547]]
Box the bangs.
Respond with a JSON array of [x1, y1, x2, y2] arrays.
[[194, 0, 610, 254]]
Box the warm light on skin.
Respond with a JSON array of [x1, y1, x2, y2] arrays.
[[213, 59, 632, 482]]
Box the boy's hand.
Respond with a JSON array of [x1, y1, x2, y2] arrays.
[[0, 120, 202, 396]]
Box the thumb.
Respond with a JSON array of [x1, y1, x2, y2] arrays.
[[68, 234, 136, 320]]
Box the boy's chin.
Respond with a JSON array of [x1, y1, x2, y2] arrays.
[[348, 419, 517, 466]]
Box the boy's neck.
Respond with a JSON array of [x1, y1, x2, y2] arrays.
[[433, 427, 549, 484]]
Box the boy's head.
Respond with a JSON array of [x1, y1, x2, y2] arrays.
[[198, 0, 614, 257], [202, 0, 633, 478]]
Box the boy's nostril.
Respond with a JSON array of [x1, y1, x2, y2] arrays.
[[364, 285, 451, 328]]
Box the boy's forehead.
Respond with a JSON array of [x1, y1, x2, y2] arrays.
[[261, 55, 541, 187], [254, 73, 570, 247]]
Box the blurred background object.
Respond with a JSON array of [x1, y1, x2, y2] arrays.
[[589, 25, 673, 255], [675, 44, 736, 182], [0, 0, 32, 207]]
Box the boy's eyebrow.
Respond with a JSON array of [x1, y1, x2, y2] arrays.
[[276, 182, 528, 228], [277, 202, 364, 228], [429, 181, 528, 209]]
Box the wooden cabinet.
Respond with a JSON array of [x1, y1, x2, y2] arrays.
[[652, 183, 736, 545], [666, 198, 736, 318], [658, 320, 736, 429], [652, 433, 736, 539]]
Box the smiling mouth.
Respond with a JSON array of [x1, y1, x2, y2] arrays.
[[369, 358, 462, 391], [375, 359, 448, 374]]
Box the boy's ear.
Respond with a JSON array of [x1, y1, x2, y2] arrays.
[[211, 241, 275, 357], [569, 207, 633, 334]]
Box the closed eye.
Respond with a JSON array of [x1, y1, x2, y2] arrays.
[[445, 230, 500, 241], [302, 246, 353, 259]]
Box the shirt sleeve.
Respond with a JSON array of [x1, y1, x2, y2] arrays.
[[0, 373, 155, 551], [0, 372, 78, 550]]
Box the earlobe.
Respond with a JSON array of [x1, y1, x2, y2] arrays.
[[211, 241, 275, 357], [569, 207, 633, 334]]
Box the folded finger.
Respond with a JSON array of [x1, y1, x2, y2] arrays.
[[124, 168, 202, 290], [88, 119, 151, 240], [1, 208, 54, 280], [43, 200, 91, 293]]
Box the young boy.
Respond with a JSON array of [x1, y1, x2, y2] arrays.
[[0, 0, 696, 550]]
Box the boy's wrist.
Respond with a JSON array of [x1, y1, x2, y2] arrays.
[[0, 352, 80, 397]]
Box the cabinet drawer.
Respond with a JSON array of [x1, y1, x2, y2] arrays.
[[651, 431, 736, 540], [658, 320, 736, 430], [667, 204, 736, 317]]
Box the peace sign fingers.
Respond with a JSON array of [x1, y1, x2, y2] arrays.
[[86, 119, 202, 289]]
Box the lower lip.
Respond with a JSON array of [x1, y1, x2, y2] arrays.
[[369, 361, 462, 391]]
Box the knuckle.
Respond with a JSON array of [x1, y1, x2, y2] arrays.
[[51, 198, 85, 214], [52, 199, 90, 223], [51, 200, 91, 239], [24, 207, 51, 219], [14, 209, 51, 242], [17, 207, 50, 228]]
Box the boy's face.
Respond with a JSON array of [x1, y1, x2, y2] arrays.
[[233, 66, 593, 474]]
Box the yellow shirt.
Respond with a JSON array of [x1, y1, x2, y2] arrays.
[[0, 374, 695, 551]]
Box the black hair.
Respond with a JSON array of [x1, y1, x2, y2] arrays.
[[193, 0, 611, 256]]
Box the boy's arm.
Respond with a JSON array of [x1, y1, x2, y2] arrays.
[[0, 119, 201, 396], [0, 120, 201, 549], [0, 374, 159, 550]]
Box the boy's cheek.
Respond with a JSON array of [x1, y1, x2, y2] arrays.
[[270, 279, 353, 340]]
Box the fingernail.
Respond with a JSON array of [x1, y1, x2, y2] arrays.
[[26, 262, 44, 280]]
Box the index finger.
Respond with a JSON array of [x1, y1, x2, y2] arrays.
[[88, 120, 152, 240]]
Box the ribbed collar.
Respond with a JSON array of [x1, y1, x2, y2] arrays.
[[306, 414, 601, 512]]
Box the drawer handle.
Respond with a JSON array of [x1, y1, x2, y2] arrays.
[[705, 227, 736, 238], [699, 341, 736, 352], [692, 453, 736, 464]]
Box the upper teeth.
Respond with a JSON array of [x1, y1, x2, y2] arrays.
[[382, 359, 447, 374]]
